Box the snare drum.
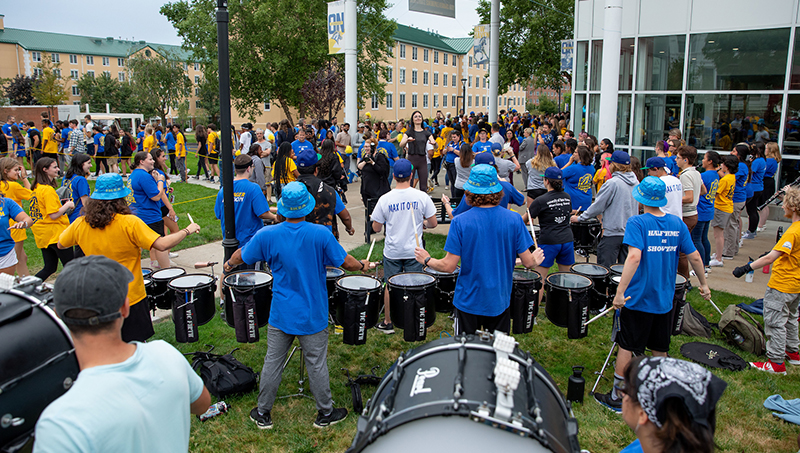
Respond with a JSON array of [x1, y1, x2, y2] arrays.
[[423, 266, 459, 313], [570, 263, 610, 311], [571, 219, 602, 252], [671, 274, 688, 336], [349, 334, 581, 453], [607, 275, 621, 299], [150, 267, 186, 310], [544, 273, 592, 339], [334, 275, 383, 346], [222, 270, 273, 328], [510, 269, 542, 334], [388, 273, 437, 342], [609, 264, 624, 278], [143, 278, 153, 309], [142, 267, 153, 278], [327, 267, 346, 322], [168, 274, 217, 343]]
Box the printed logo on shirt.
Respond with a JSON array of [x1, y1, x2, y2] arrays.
[[577, 173, 592, 193], [388, 201, 420, 212], [234, 192, 245, 203], [125, 180, 135, 206], [30, 196, 41, 222], [705, 179, 718, 202], [783, 241, 792, 250]]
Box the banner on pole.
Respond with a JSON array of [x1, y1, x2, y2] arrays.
[[408, 0, 455, 18], [473, 24, 489, 65], [327, 1, 345, 55], [560, 40, 574, 72]]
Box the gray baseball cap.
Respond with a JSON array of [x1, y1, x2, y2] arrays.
[[54, 255, 134, 326]]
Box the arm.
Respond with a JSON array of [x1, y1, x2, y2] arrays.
[[611, 247, 641, 309], [151, 222, 200, 251], [681, 189, 694, 204], [337, 208, 355, 235], [9, 211, 33, 230], [423, 215, 437, 230], [189, 387, 212, 416], [48, 200, 74, 220], [259, 210, 278, 222], [687, 250, 710, 300], [413, 249, 460, 273], [733, 250, 783, 277], [572, 182, 612, 222], [342, 254, 376, 272], [518, 248, 545, 269], [511, 156, 520, 172], [371, 220, 384, 234], [150, 178, 166, 201]]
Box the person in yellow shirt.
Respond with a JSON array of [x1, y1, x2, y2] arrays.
[[271, 142, 299, 197], [30, 157, 73, 281], [0, 157, 33, 276], [709, 156, 737, 267], [41, 120, 59, 160], [58, 173, 201, 342], [431, 130, 445, 187], [172, 124, 187, 182], [207, 124, 220, 183]]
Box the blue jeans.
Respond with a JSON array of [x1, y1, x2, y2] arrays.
[[692, 220, 711, 266]]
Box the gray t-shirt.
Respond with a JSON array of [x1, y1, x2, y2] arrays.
[[526, 160, 545, 191], [495, 157, 516, 177], [454, 157, 472, 189], [679, 166, 702, 217]]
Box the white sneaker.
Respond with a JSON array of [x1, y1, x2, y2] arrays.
[[757, 226, 767, 232], [169, 252, 179, 258], [709, 259, 724, 267], [705, 266, 712, 274]]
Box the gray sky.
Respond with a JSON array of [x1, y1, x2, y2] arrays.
[[2, 0, 481, 46]]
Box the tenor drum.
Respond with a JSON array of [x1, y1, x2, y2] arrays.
[[222, 270, 273, 329], [570, 219, 602, 252], [544, 273, 592, 339], [570, 263, 610, 311], [387, 273, 437, 342], [168, 274, 217, 343], [327, 267, 346, 322], [510, 269, 542, 334], [150, 267, 186, 310], [334, 275, 383, 346], [609, 264, 624, 278], [423, 266, 459, 313]]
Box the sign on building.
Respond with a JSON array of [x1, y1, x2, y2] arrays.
[[408, 0, 455, 18], [327, 1, 345, 55], [473, 24, 489, 65], [560, 39, 574, 72]]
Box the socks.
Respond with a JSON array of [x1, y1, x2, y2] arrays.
[[611, 373, 624, 401]]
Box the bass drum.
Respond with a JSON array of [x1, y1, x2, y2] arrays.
[[0, 290, 80, 452], [348, 334, 580, 453]]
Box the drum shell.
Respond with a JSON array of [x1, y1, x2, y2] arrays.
[[671, 275, 688, 336], [150, 267, 186, 310], [335, 275, 383, 345], [544, 273, 592, 335], [609, 264, 624, 278], [571, 219, 602, 250], [326, 267, 345, 323], [387, 273, 437, 332], [169, 274, 217, 326], [510, 270, 542, 334], [423, 266, 459, 313], [222, 270, 273, 328], [570, 263, 610, 311], [0, 291, 79, 450]]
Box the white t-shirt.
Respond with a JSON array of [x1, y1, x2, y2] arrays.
[[660, 174, 683, 218], [239, 131, 252, 150], [370, 187, 437, 259]]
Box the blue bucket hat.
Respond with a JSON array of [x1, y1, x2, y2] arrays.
[[474, 152, 495, 166], [633, 176, 668, 207], [541, 166, 562, 180], [605, 150, 631, 165], [464, 164, 501, 194], [394, 158, 413, 178], [91, 173, 131, 200], [277, 181, 315, 218]]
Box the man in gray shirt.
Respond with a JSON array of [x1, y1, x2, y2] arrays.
[[676, 145, 705, 278]]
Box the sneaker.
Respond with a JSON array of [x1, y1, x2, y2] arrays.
[[742, 231, 757, 239], [209, 177, 215, 183], [704, 266, 712, 274], [738, 239, 744, 247], [445, 185, 449, 190], [709, 259, 724, 267], [722, 255, 734, 260], [750, 359, 787, 375], [376, 321, 395, 334], [593, 391, 622, 413], [249, 408, 273, 429], [757, 226, 767, 232], [169, 252, 179, 259], [314, 407, 347, 428], [786, 351, 800, 365]]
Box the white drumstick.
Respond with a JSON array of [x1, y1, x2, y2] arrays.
[[583, 297, 631, 327], [526, 206, 538, 249], [187, 213, 195, 224], [366, 238, 376, 262], [708, 299, 723, 315]]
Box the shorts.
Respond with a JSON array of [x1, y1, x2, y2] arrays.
[[710, 208, 731, 229], [454, 307, 510, 335], [527, 188, 547, 200], [383, 257, 423, 282], [265, 165, 273, 183], [617, 307, 672, 355], [161, 205, 169, 218], [16, 149, 26, 158], [0, 247, 18, 269], [121, 147, 134, 157], [146, 220, 165, 237], [538, 242, 576, 268], [121, 297, 155, 342]]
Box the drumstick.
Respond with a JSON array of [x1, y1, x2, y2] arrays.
[[187, 213, 195, 224], [708, 299, 723, 315], [583, 297, 631, 327], [526, 206, 538, 249], [366, 238, 376, 263]]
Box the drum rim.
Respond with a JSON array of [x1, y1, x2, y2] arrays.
[[423, 265, 460, 275], [223, 270, 273, 287], [335, 274, 382, 290], [512, 269, 542, 281], [545, 272, 593, 289], [1, 288, 75, 346], [326, 266, 346, 277], [570, 263, 610, 276], [387, 272, 436, 287], [168, 273, 216, 290], [151, 267, 187, 279]]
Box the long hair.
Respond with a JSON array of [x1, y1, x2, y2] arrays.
[[195, 124, 207, 142], [65, 153, 92, 180], [576, 145, 593, 166], [272, 142, 293, 184], [10, 125, 23, 143], [459, 143, 474, 168], [151, 148, 168, 175], [318, 139, 338, 181], [765, 142, 781, 163], [629, 156, 644, 182], [0, 157, 20, 184], [84, 198, 131, 229], [532, 144, 556, 172], [734, 143, 751, 183], [131, 151, 150, 169], [32, 157, 57, 190]]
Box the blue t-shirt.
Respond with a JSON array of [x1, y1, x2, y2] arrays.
[[63, 175, 90, 223], [697, 169, 719, 222], [136, 131, 145, 151], [213, 179, 269, 249], [445, 206, 533, 316], [732, 163, 748, 203], [445, 140, 462, 163], [129, 168, 163, 224], [452, 180, 524, 215], [622, 213, 696, 314], [620, 439, 643, 453], [554, 154, 570, 168], [33, 341, 204, 453], [665, 155, 679, 175], [155, 130, 163, 146], [240, 221, 347, 335], [165, 131, 176, 150], [291, 139, 314, 155], [316, 128, 327, 143], [748, 157, 766, 194], [1, 123, 11, 138], [765, 157, 778, 178], [0, 198, 24, 255], [376, 140, 398, 166], [61, 128, 70, 149], [472, 141, 492, 154], [468, 124, 479, 142], [562, 163, 594, 211], [94, 133, 105, 155]]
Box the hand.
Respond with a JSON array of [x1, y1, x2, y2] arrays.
[[223, 261, 234, 273], [732, 263, 752, 278], [168, 209, 178, 222], [414, 247, 430, 264], [698, 284, 711, 301], [63, 200, 75, 210], [531, 248, 545, 266], [8, 220, 27, 230], [612, 293, 627, 310], [186, 222, 201, 234], [407, 137, 415, 142], [441, 194, 450, 204], [347, 227, 355, 236], [360, 259, 376, 270], [570, 215, 580, 223]]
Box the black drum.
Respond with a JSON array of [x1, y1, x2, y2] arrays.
[[570, 219, 602, 253], [142, 267, 153, 278], [169, 274, 217, 343], [544, 273, 592, 339], [570, 263, 610, 311], [671, 274, 689, 336], [327, 267, 346, 322], [511, 269, 542, 334], [348, 334, 581, 453], [334, 275, 383, 346], [0, 290, 80, 451], [607, 275, 621, 300], [222, 270, 273, 329], [143, 277, 153, 309], [388, 273, 437, 342], [609, 264, 624, 278], [150, 267, 186, 310], [423, 266, 459, 313]]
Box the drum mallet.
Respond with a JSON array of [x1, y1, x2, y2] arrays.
[[526, 206, 538, 249], [708, 299, 723, 315], [583, 297, 630, 327], [365, 238, 376, 273], [187, 213, 196, 227]]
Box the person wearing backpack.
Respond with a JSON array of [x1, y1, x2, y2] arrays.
[[732, 186, 800, 375]]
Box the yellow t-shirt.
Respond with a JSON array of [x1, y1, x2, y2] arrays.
[[207, 131, 218, 154], [59, 214, 160, 306], [30, 185, 69, 248], [176, 133, 186, 158], [441, 127, 454, 141], [143, 135, 157, 153], [769, 221, 800, 293], [271, 157, 297, 184], [715, 173, 735, 214], [593, 168, 608, 191], [0, 181, 31, 242], [434, 137, 445, 158], [42, 127, 58, 155]]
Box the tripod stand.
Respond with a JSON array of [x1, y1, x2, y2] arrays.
[[277, 345, 314, 401]]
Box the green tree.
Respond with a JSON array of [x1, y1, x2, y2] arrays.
[[32, 56, 69, 118], [127, 49, 193, 124], [538, 94, 559, 115], [196, 75, 220, 125], [76, 73, 137, 113], [161, 0, 395, 125], [476, 0, 573, 94]]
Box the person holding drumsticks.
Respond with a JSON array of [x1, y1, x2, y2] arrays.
[[594, 176, 710, 413]]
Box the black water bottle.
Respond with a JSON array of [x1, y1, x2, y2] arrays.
[[567, 366, 585, 404]]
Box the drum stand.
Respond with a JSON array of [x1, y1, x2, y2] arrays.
[[591, 341, 617, 394], [278, 345, 314, 401]]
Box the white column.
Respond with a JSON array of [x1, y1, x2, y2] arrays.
[[598, 0, 622, 142], [344, 0, 357, 134], [488, 0, 500, 121]]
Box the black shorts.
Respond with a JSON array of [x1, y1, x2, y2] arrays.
[[121, 298, 154, 342], [527, 188, 547, 200], [121, 148, 134, 157], [146, 219, 165, 237], [454, 307, 510, 335], [617, 307, 672, 355], [161, 205, 170, 218]]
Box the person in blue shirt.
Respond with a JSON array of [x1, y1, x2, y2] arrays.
[[165, 126, 178, 175], [62, 154, 92, 226], [694, 151, 720, 269], [136, 124, 145, 152], [444, 130, 463, 197], [724, 143, 750, 258], [92, 126, 108, 177], [593, 176, 710, 413], [759, 142, 781, 231], [552, 140, 570, 168], [743, 142, 766, 239], [471, 127, 493, 154], [414, 164, 544, 334], [467, 117, 479, 143], [223, 181, 374, 430], [0, 190, 30, 275], [129, 151, 169, 269], [291, 128, 315, 155], [442, 152, 524, 217], [561, 144, 595, 212]]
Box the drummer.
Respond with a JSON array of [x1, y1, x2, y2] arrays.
[[594, 176, 710, 413], [58, 173, 201, 342], [415, 165, 545, 334], [441, 152, 525, 218], [222, 182, 375, 430]]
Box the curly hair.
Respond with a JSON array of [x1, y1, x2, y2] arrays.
[[465, 190, 504, 207], [84, 198, 131, 229], [784, 186, 800, 216]]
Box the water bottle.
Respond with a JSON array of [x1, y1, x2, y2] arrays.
[[745, 257, 754, 283], [566, 366, 585, 404]]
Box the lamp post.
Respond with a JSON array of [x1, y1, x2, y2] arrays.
[[216, 0, 238, 264], [461, 78, 467, 117]]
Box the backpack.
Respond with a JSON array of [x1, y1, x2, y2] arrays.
[[188, 348, 257, 399], [680, 304, 713, 338], [719, 305, 766, 356]]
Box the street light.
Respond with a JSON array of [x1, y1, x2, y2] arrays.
[[460, 78, 467, 117], [216, 0, 238, 264]]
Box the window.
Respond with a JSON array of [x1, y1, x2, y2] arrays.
[[183, 62, 188, 70], [452, 74, 456, 86], [87, 70, 95, 78], [475, 76, 479, 87], [452, 95, 456, 107], [86, 56, 94, 65], [400, 44, 406, 59], [69, 54, 78, 64], [482, 78, 486, 88], [73, 101, 81, 105], [102, 57, 109, 66], [194, 62, 199, 71], [442, 94, 447, 107], [371, 94, 379, 110], [452, 55, 456, 66], [196, 100, 202, 109], [412, 46, 418, 61], [264, 100, 271, 111], [412, 93, 418, 108], [118, 58, 125, 67], [469, 56, 472, 67], [423, 71, 428, 86], [434, 51, 439, 64], [399, 93, 406, 109], [70, 70, 79, 79], [423, 93, 429, 108], [118, 72, 125, 82], [443, 73, 448, 87], [482, 96, 486, 107], [412, 69, 418, 85], [468, 77, 471, 88], [53, 69, 61, 77], [468, 96, 472, 107], [443, 53, 448, 65], [433, 94, 438, 108], [475, 95, 479, 106], [386, 93, 393, 109], [483, 63, 487, 70], [51, 53, 60, 63], [103, 71, 110, 77], [72, 86, 80, 96], [31, 51, 41, 62], [33, 68, 43, 77], [433, 72, 438, 86], [399, 68, 406, 84], [423, 49, 429, 62], [195, 87, 200, 95], [195, 75, 200, 84], [386, 66, 392, 82]]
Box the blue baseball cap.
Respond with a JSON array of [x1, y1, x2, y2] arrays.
[[464, 164, 501, 194], [541, 166, 562, 180], [605, 150, 631, 165], [642, 156, 666, 170], [474, 152, 495, 166], [633, 176, 668, 207], [490, 142, 503, 153], [277, 181, 315, 218], [296, 150, 318, 168], [394, 158, 414, 178], [91, 173, 131, 200]]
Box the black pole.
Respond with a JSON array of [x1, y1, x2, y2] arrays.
[[217, 0, 238, 263]]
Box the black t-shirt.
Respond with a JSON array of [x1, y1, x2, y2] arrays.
[[297, 174, 340, 238], [528, 190, 573, 245], [406, 128, 432, 156], [28, 129, 41, 151]]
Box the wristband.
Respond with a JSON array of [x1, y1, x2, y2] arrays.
[[424, 256, 431, 266], [360, 261, 365, 270]]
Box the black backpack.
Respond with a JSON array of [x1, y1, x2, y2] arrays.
[[188, 347, 257, 400]]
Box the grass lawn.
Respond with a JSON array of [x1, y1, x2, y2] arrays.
[[150, 234, 799, 452]]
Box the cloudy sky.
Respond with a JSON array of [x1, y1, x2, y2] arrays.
[[2, 0, 481, 45]]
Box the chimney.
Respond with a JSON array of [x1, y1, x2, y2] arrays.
[[0, 15, 5, 31]]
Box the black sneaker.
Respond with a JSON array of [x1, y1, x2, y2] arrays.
[[249, 407, 273, 429], [376, 321, 395, 334], [314, 407, 348, 428], [593, 391, 622, 414]]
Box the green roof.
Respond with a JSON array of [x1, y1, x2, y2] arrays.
[[0, 27, 191, 60], [393, 24, 472, 55]]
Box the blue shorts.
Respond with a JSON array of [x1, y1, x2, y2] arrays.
[[538, 242, 575, 268], [16, 149, 25, 158], [382, 257, 423, 282]]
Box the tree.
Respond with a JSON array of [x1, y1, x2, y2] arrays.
[[76, 73, 137, 113], [127, 49, 192, 124], [32, 56, 69, 119], [161, 0, 395, 125], [476, 0, 573, 94], [538, 94, 559, 115], [300, 62, 345, 122], [4, 75, 37, 105], [196, 75, 220, 125]]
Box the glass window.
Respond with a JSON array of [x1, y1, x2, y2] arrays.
[[789, 32, 800, 89], [386, 93, 393, 109], [443, 94, 447, 107], [412, 47, 418, 61], [782, 94, 800, 156], [434, 51, 439, 64], [118, 58, 126, 67], [72, 86, 79, 96], [400, 44, 406, 58], [632, 94, 681, 146], [387, 66, 392, 82], [412, 94, 418, 108], [619, 38, 635, 91], [371, 95, 379, 109], [444, 53, 448, 65], [194, 62, 199, 70], [424, 49, 429, 62], [452, 94, 456, 107], [70, 70, 79, 79], [575, 41, 589, 91], [424, 93, 429, 108], [685, 94, 782, 150], [443, 73, 447, 87], [400, 93, 406, 109], [86, 56, 93, 65], [412, 69, 418, 84], [590, 41, 603, 91], [400, 68, 406, 84], [433, 72, 438, 86], [587, 94, 600, 136], [69, 54, 78, 64], [616, 94, 632, 145], [636, 35, 686, 91], [102, 57, 110, 66], [688, 28, 790, 91], [452, 74, 456, 86], [423, 71, 428, 85], [51, 53, 60, 63]]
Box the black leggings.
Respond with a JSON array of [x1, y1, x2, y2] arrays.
[[196, 154, 209, 178], [35, 243, 74, 281], [430, 157, 443, 184], [95, 155, 110, 176], [746, 192, 763, 234]]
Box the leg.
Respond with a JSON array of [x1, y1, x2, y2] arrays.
[[759, 205, 770, 228], [723, 207, 738, 257], [14, 241, 29, 276], [678, 215, 697, 278], [256, 326, 295, 413], [56, 245, 74, 268], [699, 221, 711, 265], [596, 235, 620, 267], [762, 288, 800, 364], [691, 220, 706, 266], [34, 245, 60, 281], [169, 152, 178, 175], [297, 329, 334, 414], [746, 193, 761, 234]]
